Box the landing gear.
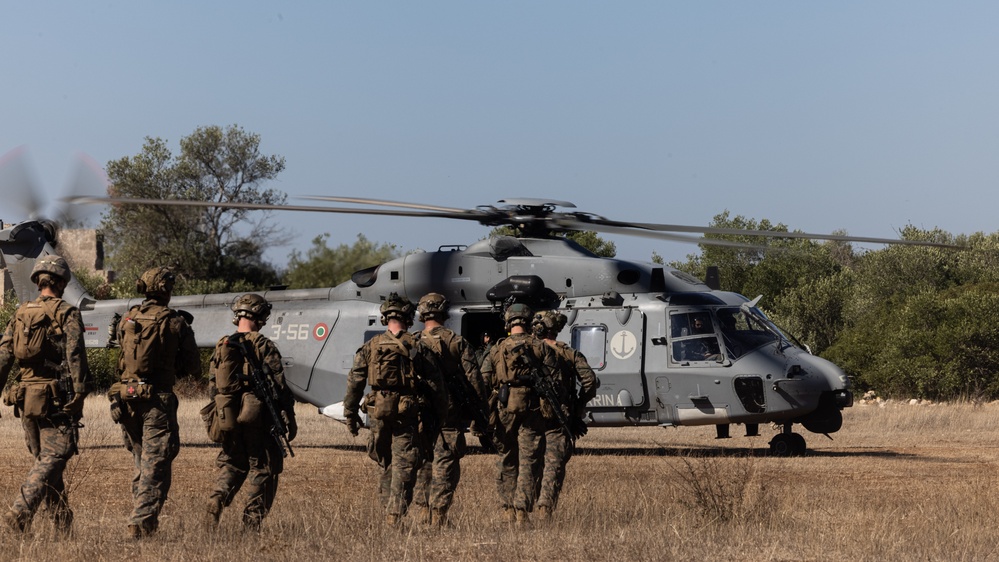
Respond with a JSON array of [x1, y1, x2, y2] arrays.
[[769, 424, 806, 456]]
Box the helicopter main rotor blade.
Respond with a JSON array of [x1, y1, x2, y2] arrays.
[[64, 195, 489, 222], [554, 217, 773, 251], [1, 146, 45, 220], [585, 217, 963, 249], [299, 195, 468, 214]]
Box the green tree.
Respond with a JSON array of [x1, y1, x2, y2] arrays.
[[103, 125, 286, 291], [283, 233, 401, 289]]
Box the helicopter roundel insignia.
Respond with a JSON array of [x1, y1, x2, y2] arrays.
[[313, 323, 329, 341], [610, 330, 637, 360]]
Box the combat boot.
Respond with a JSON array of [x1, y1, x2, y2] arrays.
[[514, 509, 532, 529], [430, 508, 450, 528], [502, 507, 515, 523], [242, 513, 263, 533], [414, 505, 431, 525], [536, 505, 553, 521], [385, 513, 401, 527], [53, 507, 74, 537], [205, 499, 223, 531], [126, 524, 142, 540], [3, 510, 29, 533]]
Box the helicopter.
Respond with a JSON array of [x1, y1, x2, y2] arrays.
[[0, 196, 960, 456]]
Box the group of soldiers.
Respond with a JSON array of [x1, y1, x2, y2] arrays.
[[0, 254, 597, 537], [344, 292, 597, 529], [0, 256, 296, 537]]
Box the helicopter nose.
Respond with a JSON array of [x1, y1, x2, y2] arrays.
[[794, 354, 853, 407]]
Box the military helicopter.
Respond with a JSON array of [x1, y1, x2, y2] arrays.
[[1, 195, 959, 456]]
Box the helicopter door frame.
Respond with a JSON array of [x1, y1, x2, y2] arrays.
[[568, 307, 647, 411]]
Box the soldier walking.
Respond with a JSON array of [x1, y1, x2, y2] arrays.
[[111, 267, 200, 538], [411, 293, 489, 527], [480, 303, 558, 528], [532, 310, 598, 520], [1, 255, 91, 534], [205, 294, 297, 531], [342, 293, 447, 526]]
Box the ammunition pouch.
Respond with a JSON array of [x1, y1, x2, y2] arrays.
[[215, 392, 241, 431], [22, 380, 59, 420], [237, 392, 265, 426], [367, 389, 400, 421], [2, 382, 20, 407], [201, 399, 224, 443], [398, 394, 418, 418], [504, 386, 533, 414]]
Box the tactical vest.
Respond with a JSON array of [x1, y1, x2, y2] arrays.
[[12, 298, 64, 371], [212, 332, 248, 395], [367, 332, 418, 391], [119, 305, 173, 382]]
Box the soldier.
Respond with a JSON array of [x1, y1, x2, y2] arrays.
[[480, 303, 558, 528], [532, 310, 598, 520], [111, 267, 200, 538], [205, 294, 297, 531], [342, 292, 447, 526], [1, 255, 91, 534], [411, 293, 489, 527]]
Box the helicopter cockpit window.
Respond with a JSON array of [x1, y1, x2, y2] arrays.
[[716, 307, 779, 360], [571, 326, 607, 370], [669, 312, 721, 364]]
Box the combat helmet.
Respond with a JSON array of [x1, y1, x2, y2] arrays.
[[380, 292, 415, 326], [417, 292, 449, 322], [504, 303, 533, 329], [231, 293, 272, 326], [136, 267, 176, 298], [531, 310, 560, 338], [30, 255, 71, 284]]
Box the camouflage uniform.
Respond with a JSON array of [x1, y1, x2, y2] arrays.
[[1, 293, 91, 532], [537, 339, 598, 514], [412, 325, 489, 522], [207, 330, 295, 529], [114, 294, 200, 536], [481, 327, 558, 522], [343, 329, 447, 521]]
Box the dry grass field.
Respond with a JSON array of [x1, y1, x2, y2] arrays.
[[3, 398, 999, 561]]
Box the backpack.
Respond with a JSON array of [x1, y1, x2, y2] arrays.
[[12, 299, 62, 363], [119, 305, 173, 380], [213, 333, 247, 395], [492, 338, 535, 385], [367, 333, 417, 389]]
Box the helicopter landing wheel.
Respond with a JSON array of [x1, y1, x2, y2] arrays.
[[769, 433, 806, 457]]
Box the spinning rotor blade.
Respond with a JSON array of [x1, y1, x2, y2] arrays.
[[300, 195, 468, 214], [1, 146, 46, 220], [553, 217, 773, 251]]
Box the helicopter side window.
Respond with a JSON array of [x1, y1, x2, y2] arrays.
[[669, 312, 722, 364], [717, 307, 774, 360], [571, 326, 607, 370]]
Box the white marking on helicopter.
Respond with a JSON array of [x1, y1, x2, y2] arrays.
[[610, 330, 637, 360], [272, 323, 312, 341], [590, 394, 625, 407], [451, 277, 471, 283]]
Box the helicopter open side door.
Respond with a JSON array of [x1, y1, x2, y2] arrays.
[[566, 306, 648, 426]]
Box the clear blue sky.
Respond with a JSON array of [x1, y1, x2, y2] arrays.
[[3, 2, 997, 268]]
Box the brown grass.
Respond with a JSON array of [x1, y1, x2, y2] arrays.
[[3, 399, 999, 561]]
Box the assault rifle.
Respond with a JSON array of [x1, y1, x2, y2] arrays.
[[515, 347, 576, 445], [236, 337, 295, 458], [427, 346, 497, 452]]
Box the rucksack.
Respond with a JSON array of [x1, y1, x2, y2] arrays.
[[12, 299, 62, 363], [367, 333, 417, 389], [119, 305, 173, 380], [213, 333, 247, 395], [492, 339, 535, 385]]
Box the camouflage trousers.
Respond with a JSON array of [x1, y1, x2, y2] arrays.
[[120, 393, 180, 530], [413, 427, 467, 511], [11, 416, 77, 525], [367, 415, 425, 516], [494, 407, 544, 512], [536, 422, 573, 510], [209, 424, 284, 526]]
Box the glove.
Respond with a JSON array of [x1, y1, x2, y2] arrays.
[[346, 412, 362, 436], [63, 393, 87, 418], [282, 410, 298, 442]]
